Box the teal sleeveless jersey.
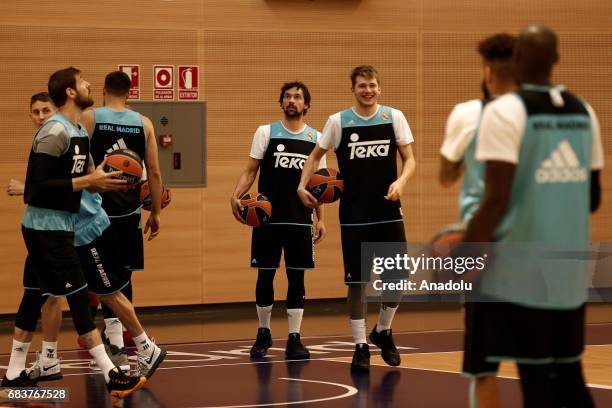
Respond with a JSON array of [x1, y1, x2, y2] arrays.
[[481, 86, 593, 309], [73, 191, 111, 247], [22, 113, 89, 232]]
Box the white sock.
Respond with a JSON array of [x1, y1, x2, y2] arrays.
[[256, 305, 273, 329], [6, 339, 30, 380], [89, 344, 116, 383], [350, 319, 367, 345], [133, 332, 154, 356], [287, 309, 304, 334], [42, 341, 58, 360], [104, 318, 124, 348], [376, 305, 398, 332]]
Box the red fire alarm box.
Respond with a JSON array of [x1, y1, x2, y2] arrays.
[[160, 134, 173, 148]]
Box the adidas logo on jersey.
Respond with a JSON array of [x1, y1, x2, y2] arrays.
[[106, 138, 128, 154], [535, 140, 588, 184], [273, 144, 308, 169], [348, 133, 390, 160]]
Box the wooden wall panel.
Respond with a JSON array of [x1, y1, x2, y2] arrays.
[[0, 0, 611, 311]]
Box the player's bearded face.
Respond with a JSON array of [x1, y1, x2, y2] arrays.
[[74, 76, 94, 109], [282, 88, 307, 118]]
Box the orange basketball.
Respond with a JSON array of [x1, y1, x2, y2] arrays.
[[140, 181, 172, 211], [105, 149, 143, 186], [239, 192, 272, 227], [307, 168, 344, 203]]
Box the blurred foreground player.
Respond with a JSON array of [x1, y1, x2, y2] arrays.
[[298, 66, 416, 372], [439, 33, 517, 408], [464, 26, 603, 407], [1, 67, 145, 402], [231, 82, 325, 359]]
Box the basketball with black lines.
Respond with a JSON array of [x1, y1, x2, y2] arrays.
[[140, 181, 172, 211], [239, 192, 272, 227], [104, 149, 143, 186], [307, 168, 344, 203]]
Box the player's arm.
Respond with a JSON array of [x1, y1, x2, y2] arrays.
[[386, 109, 416, 201], [586, 103, 604, 213], [313, 189, 326, 244], [297, 145, 327, 209], [439, 157, 463, 187], [230, 157, 260, 223], [29, 124, 124, 198], [463, 161, 515, 241], [142, 115, 163, 240], [385, 143, 416, 201]]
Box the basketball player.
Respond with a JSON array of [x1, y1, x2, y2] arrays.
[[464, 26, 602, 407], [298, 66, 416, 372], [81, 70, 163, 352], [5, 93, 64, 382], [439, 33, 517, 407], [231, 81, 325, 359], [1, 67, 146, 402]]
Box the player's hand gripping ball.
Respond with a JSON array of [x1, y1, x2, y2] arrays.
[[104, 149, 143, 187], [307, 168, 344, 203], [239, 192, 272, 227]]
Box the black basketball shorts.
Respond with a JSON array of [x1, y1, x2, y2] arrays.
[[21, 226, 87, 297], [340, 220, 406, 284], [251, 224, 314, 270]]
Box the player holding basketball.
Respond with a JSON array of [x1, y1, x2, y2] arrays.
[[1, 67, 146, 401], [231, 81, 326, 359], [298, 66, 416, 372], [438, 34, 517, 407], [81, 70, 163, 354], [464, 25, 602, 407]]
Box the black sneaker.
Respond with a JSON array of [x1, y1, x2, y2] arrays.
[[250, 328, 273, 358], [285, 333, 310, 360], [1, 370, 38, 387], [106, 368, 146, 403], [369, 326, 401, 366], [351, 343, 370, 372]]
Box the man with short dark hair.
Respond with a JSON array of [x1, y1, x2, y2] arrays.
[[231, 81, 325, 359], [299, 65, 416, 372], [2, 67, 146, 402]]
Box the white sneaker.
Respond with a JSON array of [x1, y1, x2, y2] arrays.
[[136, 344, 167, 379], [27, 353, 62, 381]]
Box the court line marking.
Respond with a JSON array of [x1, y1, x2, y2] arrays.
[[188, 378, 358, 408]]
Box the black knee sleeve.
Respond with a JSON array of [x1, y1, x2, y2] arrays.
[[66, 289, 97, 335], [517, 363, 555, 408], [15, 291, 45, 332], [256, 269, 276, 307], [553, 362, 594, 408], [286, 269, 305, 309]]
